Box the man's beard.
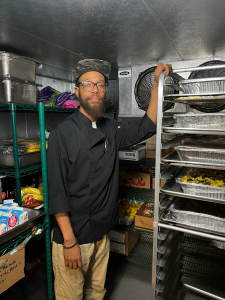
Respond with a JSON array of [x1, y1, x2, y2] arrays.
[[79, 94, 107, 120]]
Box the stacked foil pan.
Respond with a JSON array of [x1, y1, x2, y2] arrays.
[[176, 168, 225, 200], [175, 138, 225, 165], [174, 113, 225, 129], [164, 198, 225, 234]]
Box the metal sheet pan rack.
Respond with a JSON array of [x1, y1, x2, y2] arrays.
[[152, 64, 225, 300], [0, 103, 77, 299]]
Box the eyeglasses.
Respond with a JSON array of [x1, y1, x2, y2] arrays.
[[77, 81, 108, 92]]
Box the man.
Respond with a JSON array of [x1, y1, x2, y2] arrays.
[[48, 59, 171, 300]]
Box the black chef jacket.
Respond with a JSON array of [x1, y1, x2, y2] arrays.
[[48, 109, 156, 245]]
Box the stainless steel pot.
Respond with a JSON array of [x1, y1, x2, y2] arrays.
[[0, 78, 41, 105], [0, 51, 42, 82]]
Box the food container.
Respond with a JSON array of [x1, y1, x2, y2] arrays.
[[174, 113, 225, 129], [118, 199, 143, 226], [179, 78, 225, 94], [176, 168, 225, 200], [164, 198, 225, 234], [175, 143, 225, 165], [0, 139, 47, 155], [0, 152, 41, 167], [0, 207, 45, 245], [0, 51, 41, 82], [0, 78, 41, 105]]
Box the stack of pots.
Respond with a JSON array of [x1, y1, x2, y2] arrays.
[[0, 51, 42, 105]]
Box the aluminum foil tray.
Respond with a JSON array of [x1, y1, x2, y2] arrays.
[[212, 240, 225, 250], [174, 113, 225, 129], [176, 168, 225, 200], [164, 198, 225, 234], [179, 79, 225, 94], [175, 144, 225, 165]]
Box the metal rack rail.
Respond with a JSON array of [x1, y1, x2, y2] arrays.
[[152, 64, 225, 300]]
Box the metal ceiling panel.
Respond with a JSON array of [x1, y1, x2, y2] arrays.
[[0, 22, 84, 81], [0, 0, 181, 71], [145, 0, 225, 60], [1, 0, 225, 81]]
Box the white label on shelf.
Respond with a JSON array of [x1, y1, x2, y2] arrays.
[[110, 242, 125, 254], [109, 230, 125, 243]]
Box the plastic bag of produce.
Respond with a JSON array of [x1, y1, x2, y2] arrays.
[[38, 86, 61, 106], [22, 193, 43, 206], [38, 96, 52, 104], [21, 187, 42, 197], [67, 93, 77, 100], [62, 100, 80, 108], [44, 97, 56, 107], [38, 183, 43, 193], [55, 92, 71, 107], [38, 86, 60, 97]]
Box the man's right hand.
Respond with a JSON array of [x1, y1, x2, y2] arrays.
[[64, 243, 82, 270]]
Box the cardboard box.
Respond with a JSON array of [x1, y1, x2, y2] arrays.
[[146, 135, 156, 151], [110, 232, 139, 256], [119, 171, 151, 189], [109, 229, 138, 244], [146, 134, 176, 159], [152, 178, 167, 189], [119, 144, 146, 161], [146, 147, 174, 159], [0, 245, 25, 294], [135, 203, 154, 231], [146, 150, 156, 159]]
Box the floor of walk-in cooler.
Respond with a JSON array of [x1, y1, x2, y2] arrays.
[[1, 250, 225, 300]]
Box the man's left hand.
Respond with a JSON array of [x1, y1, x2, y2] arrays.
[[154, 63, 172, 84]]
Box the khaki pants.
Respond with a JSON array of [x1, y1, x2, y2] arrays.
[[52, 234, 110, 300]]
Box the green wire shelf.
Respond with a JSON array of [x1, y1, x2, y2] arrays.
[[119, 186, 155, 202], [0, 164, 42, 177], [128, 226, 153, 236], [120, 158, 155, 170], [0, 221, 48, 257], [0, 104, 76, 113], [127, 233, 153, 269], [115, 223, 153, 236]]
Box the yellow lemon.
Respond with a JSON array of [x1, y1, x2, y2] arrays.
[[124, 216, 129, 219], [119, 213, 125, 218], [126, 208, 131, 214], [120, 208, 125, 213]]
